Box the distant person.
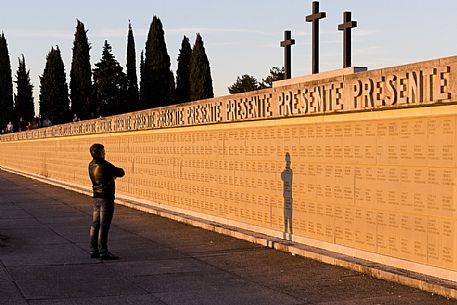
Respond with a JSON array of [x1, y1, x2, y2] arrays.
[[88, 143, 125, 260], [6, 121, 13, 133], [73, 113, 80, 122], [42, 117, 52, 127], [26, 121, 33, 130], [31, 117, 39, 129], [18, 117, 26, 131]]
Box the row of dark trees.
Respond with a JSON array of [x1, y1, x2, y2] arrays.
[[0, 16, 214, 128]]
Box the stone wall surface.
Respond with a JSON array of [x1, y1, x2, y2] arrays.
[[2, 56, 457, 142], [2, 56, 457, 282]]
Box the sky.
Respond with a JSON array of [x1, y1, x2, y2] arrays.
[[1, 0, 457, 114]]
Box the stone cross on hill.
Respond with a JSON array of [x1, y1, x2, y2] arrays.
[[306, 1, 326, 74], [338, 11, 357, 68], [280, 30, 295, 79]]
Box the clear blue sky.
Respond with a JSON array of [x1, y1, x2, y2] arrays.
[[1, 0, 457, 114]]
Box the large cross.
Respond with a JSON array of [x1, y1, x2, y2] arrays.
[[305, 1, 326, 74], [280, 30, 295, 79], [338, 11, 357, 68]]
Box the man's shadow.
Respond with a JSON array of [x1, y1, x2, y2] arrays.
[[281, 152, 293, 241]]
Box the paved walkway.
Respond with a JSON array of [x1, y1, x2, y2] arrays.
[[0, 170, 456, 305]]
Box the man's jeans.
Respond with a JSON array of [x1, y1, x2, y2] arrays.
[[90, 198, 114, 255]]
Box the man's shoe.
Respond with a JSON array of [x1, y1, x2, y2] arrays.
[[99, 252, 119, 260], [90, 252, 100, 259]]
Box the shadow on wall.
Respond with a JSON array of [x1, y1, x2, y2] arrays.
[[40, 152, 49, 178], [281, 152, 293, 241]]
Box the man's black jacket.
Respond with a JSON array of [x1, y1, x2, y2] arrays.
[[88, 159, 125, 199]]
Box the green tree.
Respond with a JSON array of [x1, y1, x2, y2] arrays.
[[93, 40, 128, 116], [139, 50, 144, 95], [228, 67, 285, 94], [39, 46, 70, 124], [261, 66, 285, 88], [14, 55, 34, 123], [70, 20, 92, 119], [0, 33, 13, 129], [140, 16, 175, 108], [228, 74, 261, 94], [175, 35, 192, 103], [189, 33, 213, 101], [126, 20, 139, 111]]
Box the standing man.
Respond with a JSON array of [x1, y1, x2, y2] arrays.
[[88, 143, 125, 260]]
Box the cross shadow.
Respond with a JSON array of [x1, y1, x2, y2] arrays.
[[281, 152, 293, 241]]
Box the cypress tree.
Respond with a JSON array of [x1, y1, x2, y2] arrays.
[[175, 35, 192, 104], [140, 16, 175, 108], [39, 47, 70, 125], [93, 40, 128, 116], [0, 33, 14, 129], [126, 20, 139, 112], [189, 33, 213, 101], [139, 50, 144, 94], [14, 55, 34, 123], [70, 20, 92, 119]]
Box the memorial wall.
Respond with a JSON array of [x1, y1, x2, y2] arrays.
[[2, 56, 457, 281]]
